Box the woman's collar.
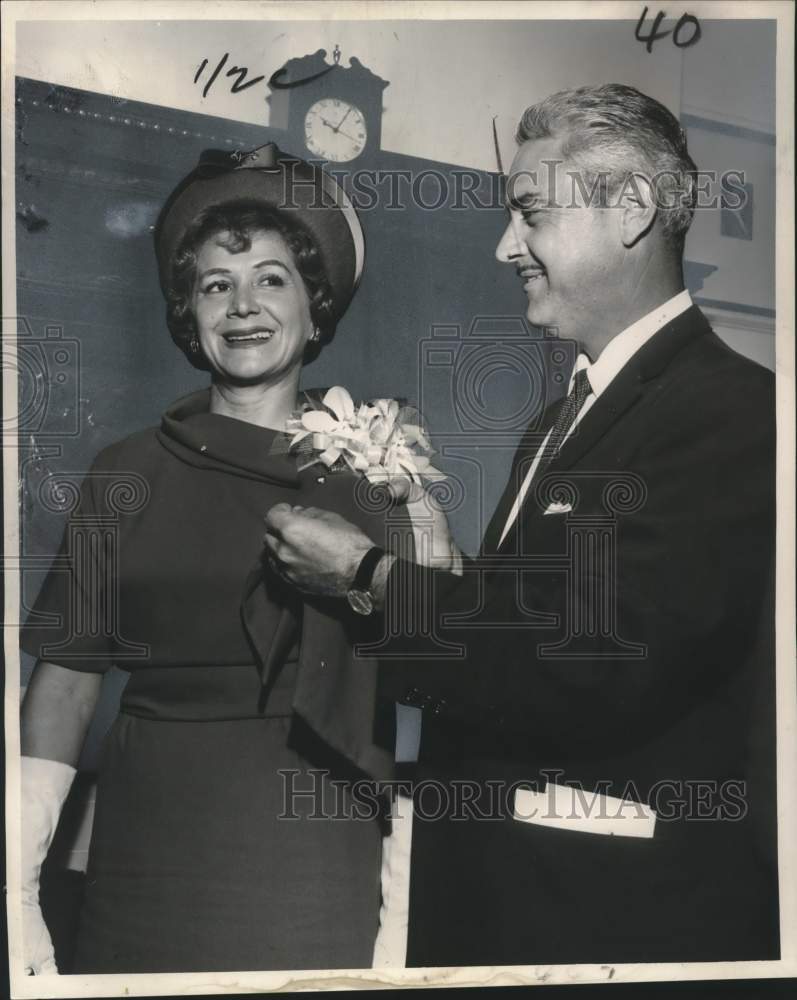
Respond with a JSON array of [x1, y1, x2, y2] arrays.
[[157, 387, 301, 485]]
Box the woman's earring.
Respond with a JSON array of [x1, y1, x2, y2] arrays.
[[189, 333, 200, 354], [309, 327, 321, 344]]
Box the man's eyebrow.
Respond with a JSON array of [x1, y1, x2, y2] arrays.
[[505, 191, 544, 212]]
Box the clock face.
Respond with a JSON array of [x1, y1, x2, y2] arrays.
[[304, 98, 367, 162]]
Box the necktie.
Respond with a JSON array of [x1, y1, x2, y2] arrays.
[[487, 368, 592, 553], [529, 367, 592, 480]]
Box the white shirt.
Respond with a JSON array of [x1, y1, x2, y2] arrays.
[[498, 290, 693, 546]]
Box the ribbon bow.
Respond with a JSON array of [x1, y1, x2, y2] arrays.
[[197, 143, 282, 178]]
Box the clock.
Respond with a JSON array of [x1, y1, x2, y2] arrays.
[[267, 50, 388, 164], [304, 98, 367, 163]]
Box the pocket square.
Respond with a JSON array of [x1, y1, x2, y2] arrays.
[[543, 501, 573, 515]]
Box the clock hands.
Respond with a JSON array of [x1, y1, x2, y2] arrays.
[[333, 106, 354, 132], [308, 102, 365, 160], [334, 127, 359, 143], [319, 116, 359, 144]]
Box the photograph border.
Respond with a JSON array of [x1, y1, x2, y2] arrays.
[[2, 1, 795, 995]]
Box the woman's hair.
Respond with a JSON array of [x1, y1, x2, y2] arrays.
[[165, 199, 337, 370], [516, 84, 697, 253]]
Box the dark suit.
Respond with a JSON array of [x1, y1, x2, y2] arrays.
[[378, 306, 779, 965]]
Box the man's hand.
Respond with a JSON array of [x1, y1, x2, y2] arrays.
[[263, 504, 375, 598]]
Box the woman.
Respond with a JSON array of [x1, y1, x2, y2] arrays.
[[20, 143, 426, 974]]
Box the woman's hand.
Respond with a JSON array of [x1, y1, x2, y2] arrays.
[[20, 755, 81, 976], [22, 868, 59, 975], [20, 662, 102, 975]]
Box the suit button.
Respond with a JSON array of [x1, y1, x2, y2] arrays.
[[320, 659, 327, 669], [432, 698, 447, 715], [403, 686, 420, 705]]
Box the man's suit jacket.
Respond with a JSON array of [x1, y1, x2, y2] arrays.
[[378, 306, 779, 966]]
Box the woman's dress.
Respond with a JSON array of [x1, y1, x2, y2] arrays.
[[21, 389, 392, 973]]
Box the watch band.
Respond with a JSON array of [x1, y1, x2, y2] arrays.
[[352, 546, 386, 593]]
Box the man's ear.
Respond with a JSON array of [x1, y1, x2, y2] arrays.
[[617, 173, 657, 247]]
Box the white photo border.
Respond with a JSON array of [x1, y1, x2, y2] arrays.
[[2, 1, 795, 995]]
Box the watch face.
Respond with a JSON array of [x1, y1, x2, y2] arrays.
[[304, 98, 367, 162], [347, 588, 374, 616]]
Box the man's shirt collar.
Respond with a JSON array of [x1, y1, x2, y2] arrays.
[[569, 290, 693, 397]]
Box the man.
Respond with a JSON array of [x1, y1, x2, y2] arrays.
[[265, 85, 778, 966]]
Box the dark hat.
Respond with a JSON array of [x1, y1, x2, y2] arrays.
[[155, 143, 364, 321]]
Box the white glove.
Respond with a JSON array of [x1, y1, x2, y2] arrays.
[[21, 756, 76, 975]]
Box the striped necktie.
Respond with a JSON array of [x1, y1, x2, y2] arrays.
[[531, 367, 592, 479], [487, 368, 593, 553]]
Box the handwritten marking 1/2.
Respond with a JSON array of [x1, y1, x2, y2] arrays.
[[194, 54, 266, 99], [635, 7, 702, 53]]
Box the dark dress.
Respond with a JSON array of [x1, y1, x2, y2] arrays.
[[21, 389, 396, 973]]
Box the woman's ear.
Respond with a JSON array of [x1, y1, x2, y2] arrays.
[[303, 325, 324, 365], [618, 173, 657, 248]]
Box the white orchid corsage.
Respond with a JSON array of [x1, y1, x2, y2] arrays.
[[286, 386, 444, 484]]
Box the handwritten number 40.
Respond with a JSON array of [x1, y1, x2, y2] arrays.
[[635, 7, 701, 53]]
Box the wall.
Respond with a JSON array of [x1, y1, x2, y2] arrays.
[[680, 18, 777, 370], [680, 18, 777, 132], [16, 18, 683, 171]]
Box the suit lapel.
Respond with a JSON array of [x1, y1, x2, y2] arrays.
[[482, 397, 565, 555], [497, 306, 711, 547], [554, 306, 710, 475]]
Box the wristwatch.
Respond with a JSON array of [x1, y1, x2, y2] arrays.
[[347, 546, 386, 616]]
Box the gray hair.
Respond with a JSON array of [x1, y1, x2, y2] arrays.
[[516, 84, 697, 249]]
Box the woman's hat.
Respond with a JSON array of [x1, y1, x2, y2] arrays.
[[155, 143, 365, 321]]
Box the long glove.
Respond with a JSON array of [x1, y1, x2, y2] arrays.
[[21, 756, 76, 975]]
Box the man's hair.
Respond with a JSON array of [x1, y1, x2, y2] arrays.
[[516, 84, 697, 250]]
